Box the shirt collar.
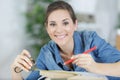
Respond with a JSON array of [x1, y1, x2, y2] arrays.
[[54, 43, 64, 64], [73, 31, 84, 55]]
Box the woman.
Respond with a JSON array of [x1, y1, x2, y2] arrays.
[[11, 1, 120, 80]]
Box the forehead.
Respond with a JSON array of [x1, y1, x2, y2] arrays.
[[48, 9, 71, 21]]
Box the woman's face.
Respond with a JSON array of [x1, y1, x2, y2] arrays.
[[46, 9, 77, 46]]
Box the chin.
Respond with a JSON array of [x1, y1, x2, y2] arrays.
[[55, 41, 66, 46], [52, 36, 68, 46]]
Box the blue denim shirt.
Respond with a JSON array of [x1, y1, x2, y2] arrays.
[[26, 31, 120, 80]]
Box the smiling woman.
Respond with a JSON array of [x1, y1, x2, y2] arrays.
[[46, 9, 77, 47], [11, 1, 120, 80]]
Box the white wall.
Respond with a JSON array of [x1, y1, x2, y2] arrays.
[[118, 0, 120, 12], [69, 0, 118, 46], [95, 0, 118, 46], [0, 0, 28, 79], [68, 0, 97, 14]]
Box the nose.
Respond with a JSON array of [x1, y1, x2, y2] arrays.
[[55, 25, 63, 33]]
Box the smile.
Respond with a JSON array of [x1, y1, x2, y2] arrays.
[[55, 34, 67, 39]]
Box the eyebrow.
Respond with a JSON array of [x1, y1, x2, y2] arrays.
[[62, 18, 69, 21], [49, 21, 55, 23], [49, 18, 70, 23]]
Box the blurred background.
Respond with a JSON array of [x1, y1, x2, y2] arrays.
[[0, 0, 120, 79]]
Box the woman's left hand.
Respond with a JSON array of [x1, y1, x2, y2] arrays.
[[72, 54, 98, 72]]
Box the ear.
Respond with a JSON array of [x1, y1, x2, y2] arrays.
[[74, 20, 78, 31]]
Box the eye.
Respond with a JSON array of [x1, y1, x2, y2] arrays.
[[63, 22, 69, 26], [50, 23, 56, 27]]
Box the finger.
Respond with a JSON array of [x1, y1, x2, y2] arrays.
[[71, 54, 89, 59], [72, 58, 79, 64], [72, 57, 90, 65], [21, 49, 31, 58], [72, 54, 87, 63], [78, 54, 91, 58], [13, 55, 21, 67], [18, 57, 32, 70], [76, 60, 89, 65], [74, 54, 91, 60], [75, 60, 89, 68], [16, 62, 29, 72], [14, 55, 31, 72], [20, 55, 33, 66], [71, 54, 81, 59]]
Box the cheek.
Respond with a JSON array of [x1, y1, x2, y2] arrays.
[[66, 25, 76, 33], [47, 28, 54, 36], [47, 30, 53, 39], [67, 26, 76, 37]]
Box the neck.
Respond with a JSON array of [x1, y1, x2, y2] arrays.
[[59, 38, 74, 55]]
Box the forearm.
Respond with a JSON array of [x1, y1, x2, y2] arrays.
[[91, 62, 120, 77]]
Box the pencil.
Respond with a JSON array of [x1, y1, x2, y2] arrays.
[[64, 46, 97, 65]]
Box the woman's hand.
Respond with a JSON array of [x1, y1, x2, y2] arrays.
[[72, 54, 98, 72], [11, 49, 33, 73]]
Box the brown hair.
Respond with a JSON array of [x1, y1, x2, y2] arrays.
[[45, 1, 77, 25]]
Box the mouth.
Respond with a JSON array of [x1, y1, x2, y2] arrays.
[[55, 34, 67, 39]]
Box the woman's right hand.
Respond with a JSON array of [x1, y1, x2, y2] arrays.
[[11, 49, 33, 73]]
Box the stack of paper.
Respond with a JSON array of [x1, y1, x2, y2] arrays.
[[39, 70, 108, 80]]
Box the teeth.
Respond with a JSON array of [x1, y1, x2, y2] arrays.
[[56, 35, 65, 39]]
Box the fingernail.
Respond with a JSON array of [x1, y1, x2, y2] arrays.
[[29, 66, 31, 69]]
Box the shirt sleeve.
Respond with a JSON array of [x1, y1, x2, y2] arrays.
[[89, 31, 120, 63], [26, 71, 40, 80]]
